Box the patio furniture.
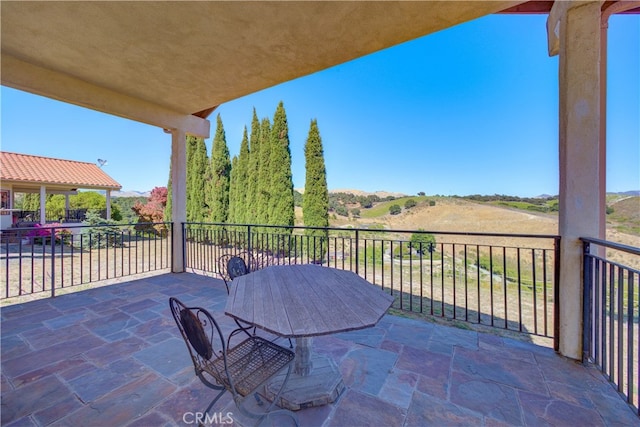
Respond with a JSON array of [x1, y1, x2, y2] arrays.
[[169, 297, 298, 426], [218, 252, 256, 294], [220, 253, 293, 348], [225, 264, 394, 411]]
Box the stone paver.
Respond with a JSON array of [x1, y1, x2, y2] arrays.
[[1, 273, 637, 426]]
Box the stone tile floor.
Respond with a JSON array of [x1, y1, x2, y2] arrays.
[[1, 273, 638, 426]]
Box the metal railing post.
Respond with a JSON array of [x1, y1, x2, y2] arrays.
[[582, 241, 593, 363], [354, 229, 359, 275], [553, 236, 561, 351], [181, 222, 186, 273], [50, 227, 56, 298]]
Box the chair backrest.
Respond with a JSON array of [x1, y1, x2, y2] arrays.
[[226, 256, 249, 279], [169, 297, 226, 382], [218, 251, 257, 294]]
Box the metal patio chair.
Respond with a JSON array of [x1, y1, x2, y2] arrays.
[[218, 251, 256, 294], [169, 297, 297, 427], [219, 253, 293, 348]]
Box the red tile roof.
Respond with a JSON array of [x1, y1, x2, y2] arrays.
[[0, 152, 122, 190]]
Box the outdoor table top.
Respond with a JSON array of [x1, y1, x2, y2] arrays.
[[224, 264, 394, 339]]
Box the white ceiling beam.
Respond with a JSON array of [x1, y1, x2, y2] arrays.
[[1, 55, 210, 138]]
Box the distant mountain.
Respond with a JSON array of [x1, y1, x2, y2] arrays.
[[330, 189, 408, 199], [112, 190, 151, 198]]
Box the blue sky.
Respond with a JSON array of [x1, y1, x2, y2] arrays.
[[1, 14, 638, 197]]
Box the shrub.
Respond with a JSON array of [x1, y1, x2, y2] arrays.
[[392, 244, 412, 259], [389, 204, 401, 215], [26, 223, 72, 245], [82, 210, 124, 248], [404, 199, 417, 209]]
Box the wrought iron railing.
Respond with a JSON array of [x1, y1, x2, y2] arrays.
[[582, 237, 640, 415], [0, 222, 172, 300], [10, 209, 108, 224], [184, 223, 559, 342]]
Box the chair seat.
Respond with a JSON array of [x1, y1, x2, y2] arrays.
[[208, 336, 295, 397]]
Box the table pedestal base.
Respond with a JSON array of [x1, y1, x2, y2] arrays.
[[263, 353, 345, 411]]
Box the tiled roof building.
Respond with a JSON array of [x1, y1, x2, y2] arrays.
[[0, 152, 121, 190]]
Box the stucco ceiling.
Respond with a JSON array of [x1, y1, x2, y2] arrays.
[[1, 1, 526, 133]]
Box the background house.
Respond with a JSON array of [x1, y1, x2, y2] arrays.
[[0, 151, 121, 230]]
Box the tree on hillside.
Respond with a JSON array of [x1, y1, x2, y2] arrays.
[[409, 230, 436, 254], [208, 115, 231, 225], [303, 119, 329, 261], [246, 108, 261, 223], [256, 117, 272, 226], [113, 196, 147, 223], [267, 102, 295, 237], [186, 135, 209, 222], [389, 204, 401, 215]]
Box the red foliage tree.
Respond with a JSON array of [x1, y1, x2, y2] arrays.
[[132, 187, 168, 235]]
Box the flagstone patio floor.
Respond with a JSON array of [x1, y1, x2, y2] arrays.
[[1, 273, 638, 426]]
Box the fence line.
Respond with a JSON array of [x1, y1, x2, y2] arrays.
[[1, 222, 172, 300], [184, 222, 560, 341]]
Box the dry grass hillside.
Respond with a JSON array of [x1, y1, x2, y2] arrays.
[[326, 197, 558, 235], [296, 195, 639, 263]]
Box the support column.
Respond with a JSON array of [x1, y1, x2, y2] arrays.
[[105, 190, 112, 220], [39, 186, 46, 225], [552, 0, 603, 360], [171, 128, 187, 272]]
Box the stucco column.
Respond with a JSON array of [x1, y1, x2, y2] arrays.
[[170, 128, 187, 272], [39, 186, 46, 225], [105, 190, 112, 220], [554, 1, 603, 360]]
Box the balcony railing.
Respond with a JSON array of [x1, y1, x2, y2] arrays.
[[4, 220, 640, 415], [9, 209, 108, 224], [582, 237, 640, 415], [183, 223, 560, 344], [0, 222, 171, 300]]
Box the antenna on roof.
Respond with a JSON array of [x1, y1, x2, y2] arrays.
[[97, 159, 107, 168]]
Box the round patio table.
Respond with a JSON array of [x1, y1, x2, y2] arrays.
[[224, 263, 394, 410]]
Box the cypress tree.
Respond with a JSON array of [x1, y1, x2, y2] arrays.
[[208, 115, 231, 226], [256, 117, 271, 226], [303, 119, 329, 261], [267, 101, 295, 250], [246, 109, 261, 224], [186, 135, 209, 223], [235, 126, 250, 224], [164, 160, 172, 222], [228, 155, 239, 224]]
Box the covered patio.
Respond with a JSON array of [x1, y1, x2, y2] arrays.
[[2, 1, 638, 364], [2, 273, 637, 426]]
